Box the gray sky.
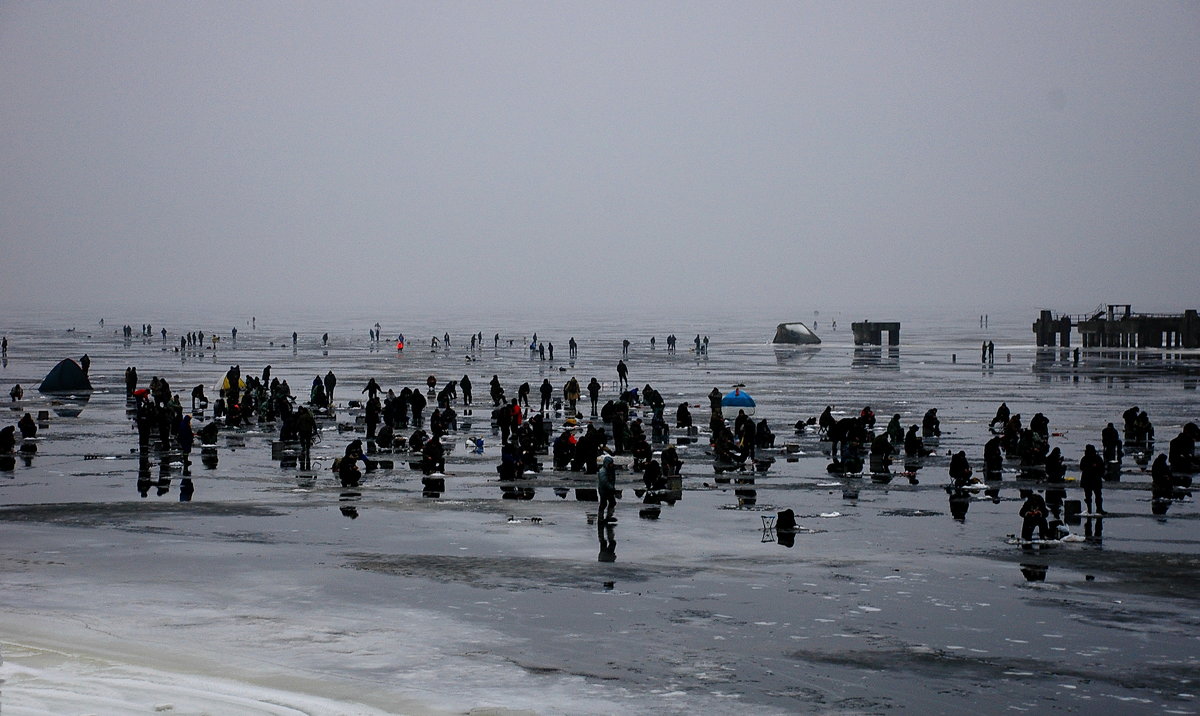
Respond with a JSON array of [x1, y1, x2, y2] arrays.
[[2, 1, 1197, 316]]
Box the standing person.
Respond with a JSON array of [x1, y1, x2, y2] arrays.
[[616, 360, 629, 390], [409, 388, 427, 427], [598, 455, 617, 524], [1102, 422, 1123, 462], [622, 339, 630, 356], [1, 336, 6, 355], [539, 379, 553, 412], [292, 332, 297, 345], [324, 371, 337, 403], [548, 342, 554, 361], [563, 376, 581, 415], [650, 336, 656, 350], [322, 332, 328, 346], [518, 382, 531, 409], [460, 375, 473, 406], [569, 337, 577, 358], [365, 395, 382, 440], [1079, 444, 1107, 515], [587, 377, 601, 416], [80, 354, 91, 376]]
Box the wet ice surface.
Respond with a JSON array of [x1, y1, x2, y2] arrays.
[[1, 309, 1198, 714]]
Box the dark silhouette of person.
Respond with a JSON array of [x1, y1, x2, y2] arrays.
[[0, 426, 16, 453], [1151, 454, 1175, 501], [676, 402, 692, 429], [1019, 492, 1051, 541], [587, 378, 601, 415], [18, 413, 37, 439], [1079, 444, 1106, 514], [539, 379, 553, 412], [324, 371, 337, 403], [922, 408, 941, 438], [339, 440, 365, 487], [460, 375, 472, 406], [616, 361, 629, 390], [598, 455, 617, 523], [1102, 422, 1122, 462], [295, 407, 317, 469], [80, 354, 91, 376], [948, 451, 974, 487]]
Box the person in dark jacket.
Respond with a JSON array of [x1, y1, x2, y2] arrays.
[[17, 413, 36, 439], [1019, 492, 1051, 541], [949, 451, 974, 487], [324, 371, 337, 403], [1151, 454, 1175, 501], [1079, 444, 1106, 515], [922, 408, 941, 438], [339, 439, 365, 487], [460, 375, 472, 406], [587, 378, 601, 416], [0, 426, 16, 453]]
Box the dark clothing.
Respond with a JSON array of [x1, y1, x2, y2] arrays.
[[1019, 494, 1051, 541], [1079, 448, 1106, 513]]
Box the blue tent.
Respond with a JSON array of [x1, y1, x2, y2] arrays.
[[721, 388, 756, 414]]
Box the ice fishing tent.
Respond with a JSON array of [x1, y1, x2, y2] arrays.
[[772, 322, 821, 345], [38, 358, 93, 393], [721, 387, 756, 415]]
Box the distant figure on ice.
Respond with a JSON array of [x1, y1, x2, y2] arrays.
[[616, 360, 629, 390]]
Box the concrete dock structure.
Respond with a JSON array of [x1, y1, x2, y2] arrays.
[[1034, 305, 1199, 349], [851, 321, 900, 346]]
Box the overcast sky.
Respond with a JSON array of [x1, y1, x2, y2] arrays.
[[1, 2, 1197, 316]]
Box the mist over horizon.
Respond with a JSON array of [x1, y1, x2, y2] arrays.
[[2, 2, 1197, 317]]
